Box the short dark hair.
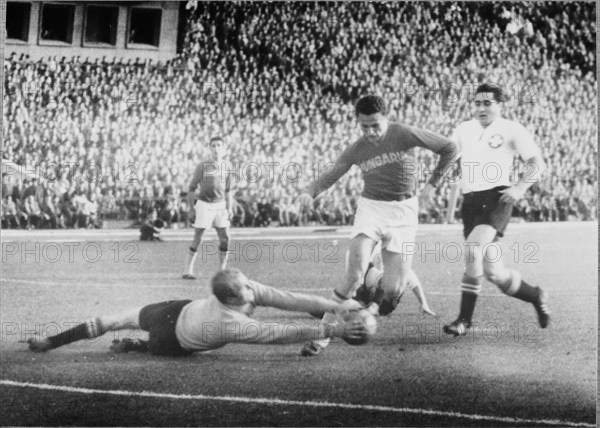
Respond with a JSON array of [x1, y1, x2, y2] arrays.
[[475, 83, 506, 103], [212, 269, 247, 305], [355, 95, 388, 116], [209, 136, 224, 145]]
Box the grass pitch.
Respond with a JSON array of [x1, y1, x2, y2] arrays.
[[1, 223, 596, 426]]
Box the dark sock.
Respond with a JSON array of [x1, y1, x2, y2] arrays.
[[512, 280, 539, 304], [47, 318, 103, 348], [459, 293, 478, 323], [458, 274, 482, 323]]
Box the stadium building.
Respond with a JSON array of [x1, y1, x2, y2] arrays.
[[5, 0, 184, 61]]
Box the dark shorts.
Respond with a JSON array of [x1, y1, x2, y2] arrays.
[[139, 300, 193, 357], [461, 186, 512, 239]]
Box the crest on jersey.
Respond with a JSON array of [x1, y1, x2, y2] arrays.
[[488, 134, 504, 149]]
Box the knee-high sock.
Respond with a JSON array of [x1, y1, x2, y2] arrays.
[[47, 317, 104, 349], [458, 273, 482, 323], [184, 247, 198, 275]]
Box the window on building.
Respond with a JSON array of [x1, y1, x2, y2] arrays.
[[85, 5, 118, 45], [128, 8, 161, 47], [40, 3, 75, 43], [6, 2, 31, 41]]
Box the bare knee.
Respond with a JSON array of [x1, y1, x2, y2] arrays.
[[483, 263, 510, 286], [98, 307, 142, 331], [465, 244, 484, 266], [464, 246, 485, 278]]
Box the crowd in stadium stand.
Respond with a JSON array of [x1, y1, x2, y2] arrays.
[[2, 2, 596, 229]]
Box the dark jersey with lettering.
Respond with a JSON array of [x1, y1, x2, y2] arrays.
[[314, 123, 458, 201]]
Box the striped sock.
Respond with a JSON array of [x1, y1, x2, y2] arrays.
[[459, 274, 482, 323], [47, 317, 104, 349]]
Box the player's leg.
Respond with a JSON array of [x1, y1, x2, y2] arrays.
[[214, 227, 230, 270], [141, 300, 194, 356], [212, 203, 231, 271], [24, 307, 144, 352], [301, 234, 377, 356], [483, 244, 550, 328], [359, 248, 435, 315], [365, 247, 411, 316], [183, 227, 205, 279], [364, 223, 419, 316], [443, 224, 494, 336]]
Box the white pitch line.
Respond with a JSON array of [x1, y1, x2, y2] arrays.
[[0, 380, 593, 427]]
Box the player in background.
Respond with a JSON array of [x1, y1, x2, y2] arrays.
[[24, 269, 366, 356], [298, 95, 458, 356], [183, 137, 233, 279], [443, 83, 550, 336]]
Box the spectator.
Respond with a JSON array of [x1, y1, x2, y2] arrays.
[[2, 2, 595, 227], [23, 194, 42, 229], [2, 196, 22, 229], [139, 209, 165, 241]]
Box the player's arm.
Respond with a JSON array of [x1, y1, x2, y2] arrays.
[[225, 318, 363, 345], [444, 126, 463, 223], [446, 180, 461, 224], [410, 126, 459, 188], [299, 148, 354, 203], [249, 280, 341, 314], [187, 164, 203, 213], [225, 164, 234, 217], [409, 282, 436, 316], [500, 125, 546, 203], [409, 127, 458, 206]]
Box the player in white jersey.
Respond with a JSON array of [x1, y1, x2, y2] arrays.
[[23, 269, 366, 356], [183, 137, 233, 279], [443, 83, 550, 336]]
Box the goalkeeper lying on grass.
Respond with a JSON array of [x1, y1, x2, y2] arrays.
[[23, 269, 365, 356]]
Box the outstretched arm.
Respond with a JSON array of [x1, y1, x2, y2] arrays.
[[410, 127, 459, 186], [445, 182, 460, 224], [249, 280, 341, 314], [299, 150, 354, 204], [221, 316, 365, 345]]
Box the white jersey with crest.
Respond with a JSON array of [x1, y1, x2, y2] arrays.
[[451, 117, 540, 193]]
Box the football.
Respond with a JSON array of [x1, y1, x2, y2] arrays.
[[341, 309, 377, 346]]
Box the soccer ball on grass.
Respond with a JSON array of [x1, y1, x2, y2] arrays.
[[341, 309, 377, 346]]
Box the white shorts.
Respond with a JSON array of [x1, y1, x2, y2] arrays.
[[350, 196, 418, 254], [193, 200, 230, 229]]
